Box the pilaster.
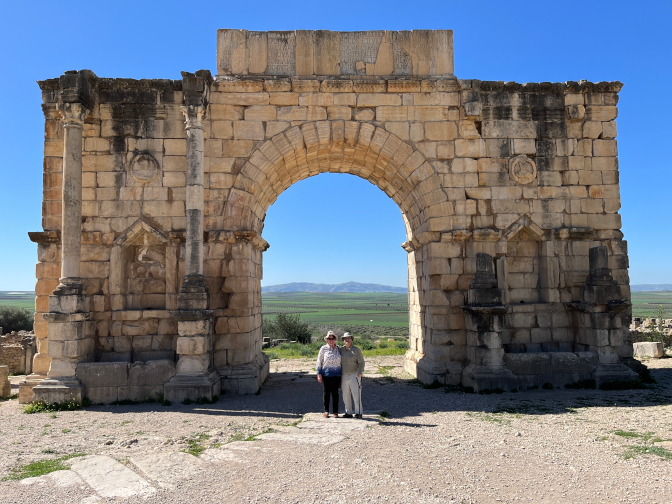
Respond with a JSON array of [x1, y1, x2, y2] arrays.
[[461, 253, 517, 391], [31, 71, 97, 404], [164, 71, 220, 401], [568, 246, 638, 386]]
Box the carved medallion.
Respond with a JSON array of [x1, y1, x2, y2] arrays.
[[509, 155, 537, 185], [130, 153, 159, 183]]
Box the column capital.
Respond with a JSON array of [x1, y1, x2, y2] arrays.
[[57, 102, 89, 128], [180, 105, 206, 130]]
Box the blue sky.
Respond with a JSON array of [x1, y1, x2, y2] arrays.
[[0, 0, 670, 290]]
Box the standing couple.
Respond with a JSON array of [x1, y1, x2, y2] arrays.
[[316, 331, 365, 418]]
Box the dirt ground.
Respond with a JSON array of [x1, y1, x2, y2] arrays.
[[1, 356, 671, 504]]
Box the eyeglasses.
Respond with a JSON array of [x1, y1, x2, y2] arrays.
[[327, 337, 336, 340]]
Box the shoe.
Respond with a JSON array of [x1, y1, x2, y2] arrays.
[[333, 414, 339, 418], [355, 414, 362, 419], [343, 414, 353, 418], [324, 412, 329, 418]]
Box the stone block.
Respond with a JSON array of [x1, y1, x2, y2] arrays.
[[86, 387, 119, 404], [633, 342, 664, 359], [233, 121, 265, 140], [176, 336, 209, 355], [77, 362, 130, 388], [129, 360, 176, 386], [504, 353, 551, 375], [176, 354, 210, 374], [357, 94, 402, 107]]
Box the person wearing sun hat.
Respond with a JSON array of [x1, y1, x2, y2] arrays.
[[316, 330, 342, 418], [339, 332, 365, 418]]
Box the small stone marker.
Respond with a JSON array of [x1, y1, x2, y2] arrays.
[[0, 365, 10, 397]]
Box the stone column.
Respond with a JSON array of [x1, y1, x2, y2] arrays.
[[55, 102, 88, 294], [177, 104, 209, 309], [32, 102, 94, 404], [164, 71, 220, 402]]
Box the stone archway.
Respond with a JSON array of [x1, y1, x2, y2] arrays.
[[213, 120, 451, 392]]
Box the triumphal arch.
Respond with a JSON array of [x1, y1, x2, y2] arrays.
[[22, 30, 640, 403]]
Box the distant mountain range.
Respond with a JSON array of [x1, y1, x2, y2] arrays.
[[261, 282, 407, 293], [631, 284, 672, 292]]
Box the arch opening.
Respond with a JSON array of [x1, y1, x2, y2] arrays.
[[210, 122, 452, 388]]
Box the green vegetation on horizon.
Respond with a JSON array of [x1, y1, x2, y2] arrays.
[[0, 291, 34, 310], [631, 291, 672, 318], [262, 292, 409, 328], [6, 290, 672, 324]]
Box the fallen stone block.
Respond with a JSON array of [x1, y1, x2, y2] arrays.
[[633, 342, 664, 358]]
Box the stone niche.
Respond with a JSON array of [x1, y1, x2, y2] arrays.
[[105, 221, 180, 363]]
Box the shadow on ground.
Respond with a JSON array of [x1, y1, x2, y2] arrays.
[[82, 362, 672, 420]]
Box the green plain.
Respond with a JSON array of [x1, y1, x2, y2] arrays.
[[0, 291, 35, 310], [262, 292, 409, 328], [631, 291, 672, 318], [4, 290, 670, 322]]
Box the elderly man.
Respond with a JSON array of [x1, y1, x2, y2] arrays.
[[339, 332, 365, 418]]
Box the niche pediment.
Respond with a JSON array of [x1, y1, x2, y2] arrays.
[[502, 215, 544, 242], [114, 221, 168, 247]]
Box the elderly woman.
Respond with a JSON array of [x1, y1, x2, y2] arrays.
[[316, 330, 342, 418], [339, 332, 365, 418]]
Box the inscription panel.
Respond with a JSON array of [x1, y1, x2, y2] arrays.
[[266, 32, 296, 76], [340, 31, 383, 75], [392, 40, 413, 75]]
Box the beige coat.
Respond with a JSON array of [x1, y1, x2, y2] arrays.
[[339, 345, 365, 375]]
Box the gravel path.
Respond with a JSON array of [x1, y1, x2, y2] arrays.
[[1, 356, 671, 503]]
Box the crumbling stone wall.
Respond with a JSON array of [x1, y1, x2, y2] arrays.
[[26, 30, 636, 402], [0, 331, 36, 374]]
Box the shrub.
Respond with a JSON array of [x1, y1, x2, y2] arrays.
[[24, 400, 81, 414], [0, 306, 33, 333], [396, 341, 409, 349], [358, 339, 375, 350], [263, 313, 312, 344], [378, 341, 388, 349], [261, 317, 278, 339], [299, 346, 315, 357]]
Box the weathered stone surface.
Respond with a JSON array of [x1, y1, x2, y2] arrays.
[[633, 342, 664, 359], [77, 362, 129, 388], [217, 30, 454, 77], [32, 38, 630, 395], [129, 360, 176, 386]]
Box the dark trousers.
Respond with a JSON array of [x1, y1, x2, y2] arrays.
[[322, 376, 340, 414]]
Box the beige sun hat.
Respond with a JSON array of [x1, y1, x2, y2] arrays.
[[324, 330, 337, 341], [342, 332, 353, 340]]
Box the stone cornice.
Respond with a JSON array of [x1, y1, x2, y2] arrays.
[[28, 231, 60, 244]]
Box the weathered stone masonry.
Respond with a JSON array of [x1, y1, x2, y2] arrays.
[[22, 29, 638, 403]]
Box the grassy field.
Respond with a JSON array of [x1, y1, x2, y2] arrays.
[[0, 292, 34, 310], [631, 291, 672, 319], [5, 289, 667, 322], [262, 292, 409, 334]]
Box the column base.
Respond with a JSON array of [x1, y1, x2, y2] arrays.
[[404, 351, 463, 386], [32, 377, 84, 404], [18, 374, 46, 404], [218, 352, 269, 394], [164, 370, 221, 403], [461, 364, 518, 392], [593, 364, 639, 387]]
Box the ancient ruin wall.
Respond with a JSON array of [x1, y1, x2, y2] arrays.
[[26, 30, 635, 401]]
